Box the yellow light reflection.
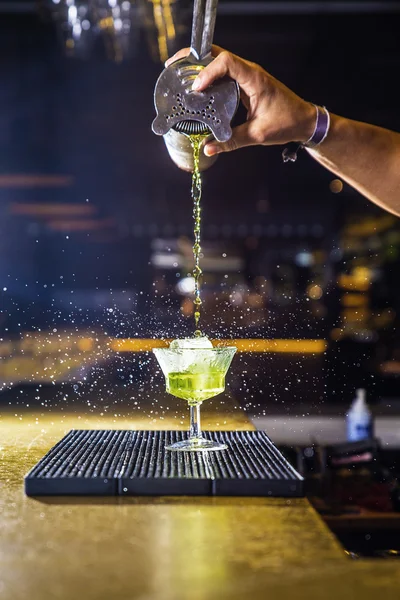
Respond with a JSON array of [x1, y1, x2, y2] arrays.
[[342, 308, 371, 322], [98, 16, 114, 30], [307, 284, 323, 300], [150, 0, 176, 63], [151, 0, 168, 63], [110, 338, 327, 354], [329, 179, 343, 193], [162, 0, 176, 39], [344, 214, 395, 237], [341, 293, 368, 307], [77, 338, 95, 352], [338, 267, 371, 292]]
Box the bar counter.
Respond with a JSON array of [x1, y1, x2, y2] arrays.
[[1, 397, 400, 600]]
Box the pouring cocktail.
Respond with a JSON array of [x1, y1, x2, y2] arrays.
[[153, 337, 236, 451]]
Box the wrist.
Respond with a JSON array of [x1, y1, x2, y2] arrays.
[[296, 102, 318, 144], [282, 104, 331, 163]]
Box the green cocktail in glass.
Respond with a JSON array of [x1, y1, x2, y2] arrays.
[[153, 338, 236, 451]]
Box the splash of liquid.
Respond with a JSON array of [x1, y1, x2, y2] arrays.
[[189, 133, 208, 337]]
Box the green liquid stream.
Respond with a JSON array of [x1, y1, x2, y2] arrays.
[[189, 133, 208, 337]]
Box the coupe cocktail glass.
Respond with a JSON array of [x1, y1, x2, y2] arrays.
[[153, 345, 236, 451]]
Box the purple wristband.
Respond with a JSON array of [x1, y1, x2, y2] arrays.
[[304, 105, 330, 148], [282, 104, 330, 163]]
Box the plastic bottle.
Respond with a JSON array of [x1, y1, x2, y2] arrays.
[[346, 388, 374, 442]]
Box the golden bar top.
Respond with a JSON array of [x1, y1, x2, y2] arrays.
[[1, 397, 400, 600]]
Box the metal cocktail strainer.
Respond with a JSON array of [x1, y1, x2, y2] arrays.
[[151, 0, 239, 172]]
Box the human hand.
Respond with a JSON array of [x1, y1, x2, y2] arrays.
[[165, 46, 316, 157]]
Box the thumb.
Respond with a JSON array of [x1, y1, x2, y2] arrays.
[[204, 122, 258, 156]]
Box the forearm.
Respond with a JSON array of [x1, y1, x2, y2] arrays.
[[307, 114, 400, 216], [177, 46, 400, 217]]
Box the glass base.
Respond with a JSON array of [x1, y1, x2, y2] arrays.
[[165, 438, 227, 452]]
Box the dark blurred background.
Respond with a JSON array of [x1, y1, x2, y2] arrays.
[[1, 0, 400, 418]]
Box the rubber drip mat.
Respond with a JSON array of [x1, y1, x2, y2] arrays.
[[25, 430, 304, 497]]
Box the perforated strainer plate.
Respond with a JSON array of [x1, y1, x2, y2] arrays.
[[25, 430, 304, 497], [152, 56, 239, 142]]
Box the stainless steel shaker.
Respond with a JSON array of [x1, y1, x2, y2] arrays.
[[151, 0, 239, 172]]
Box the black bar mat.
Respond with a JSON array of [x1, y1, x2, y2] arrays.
[[25, 430, 304, 497]]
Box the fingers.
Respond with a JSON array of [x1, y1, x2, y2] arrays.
[[204, 121, 260, 156], [165, 48, 190, 67], [192, 51, 255, 96], [209, 45, 225, 56], [165, 45, 224, 67], [165, 46, 258, 98]]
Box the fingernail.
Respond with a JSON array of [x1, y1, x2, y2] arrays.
[[205, 144, 221, 157], [192, 77, 201, 90]]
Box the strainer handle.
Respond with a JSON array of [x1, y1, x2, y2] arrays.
[[190, 0, 218, 61]]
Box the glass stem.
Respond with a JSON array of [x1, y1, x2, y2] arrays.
[[189, 402, 202, 441]]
